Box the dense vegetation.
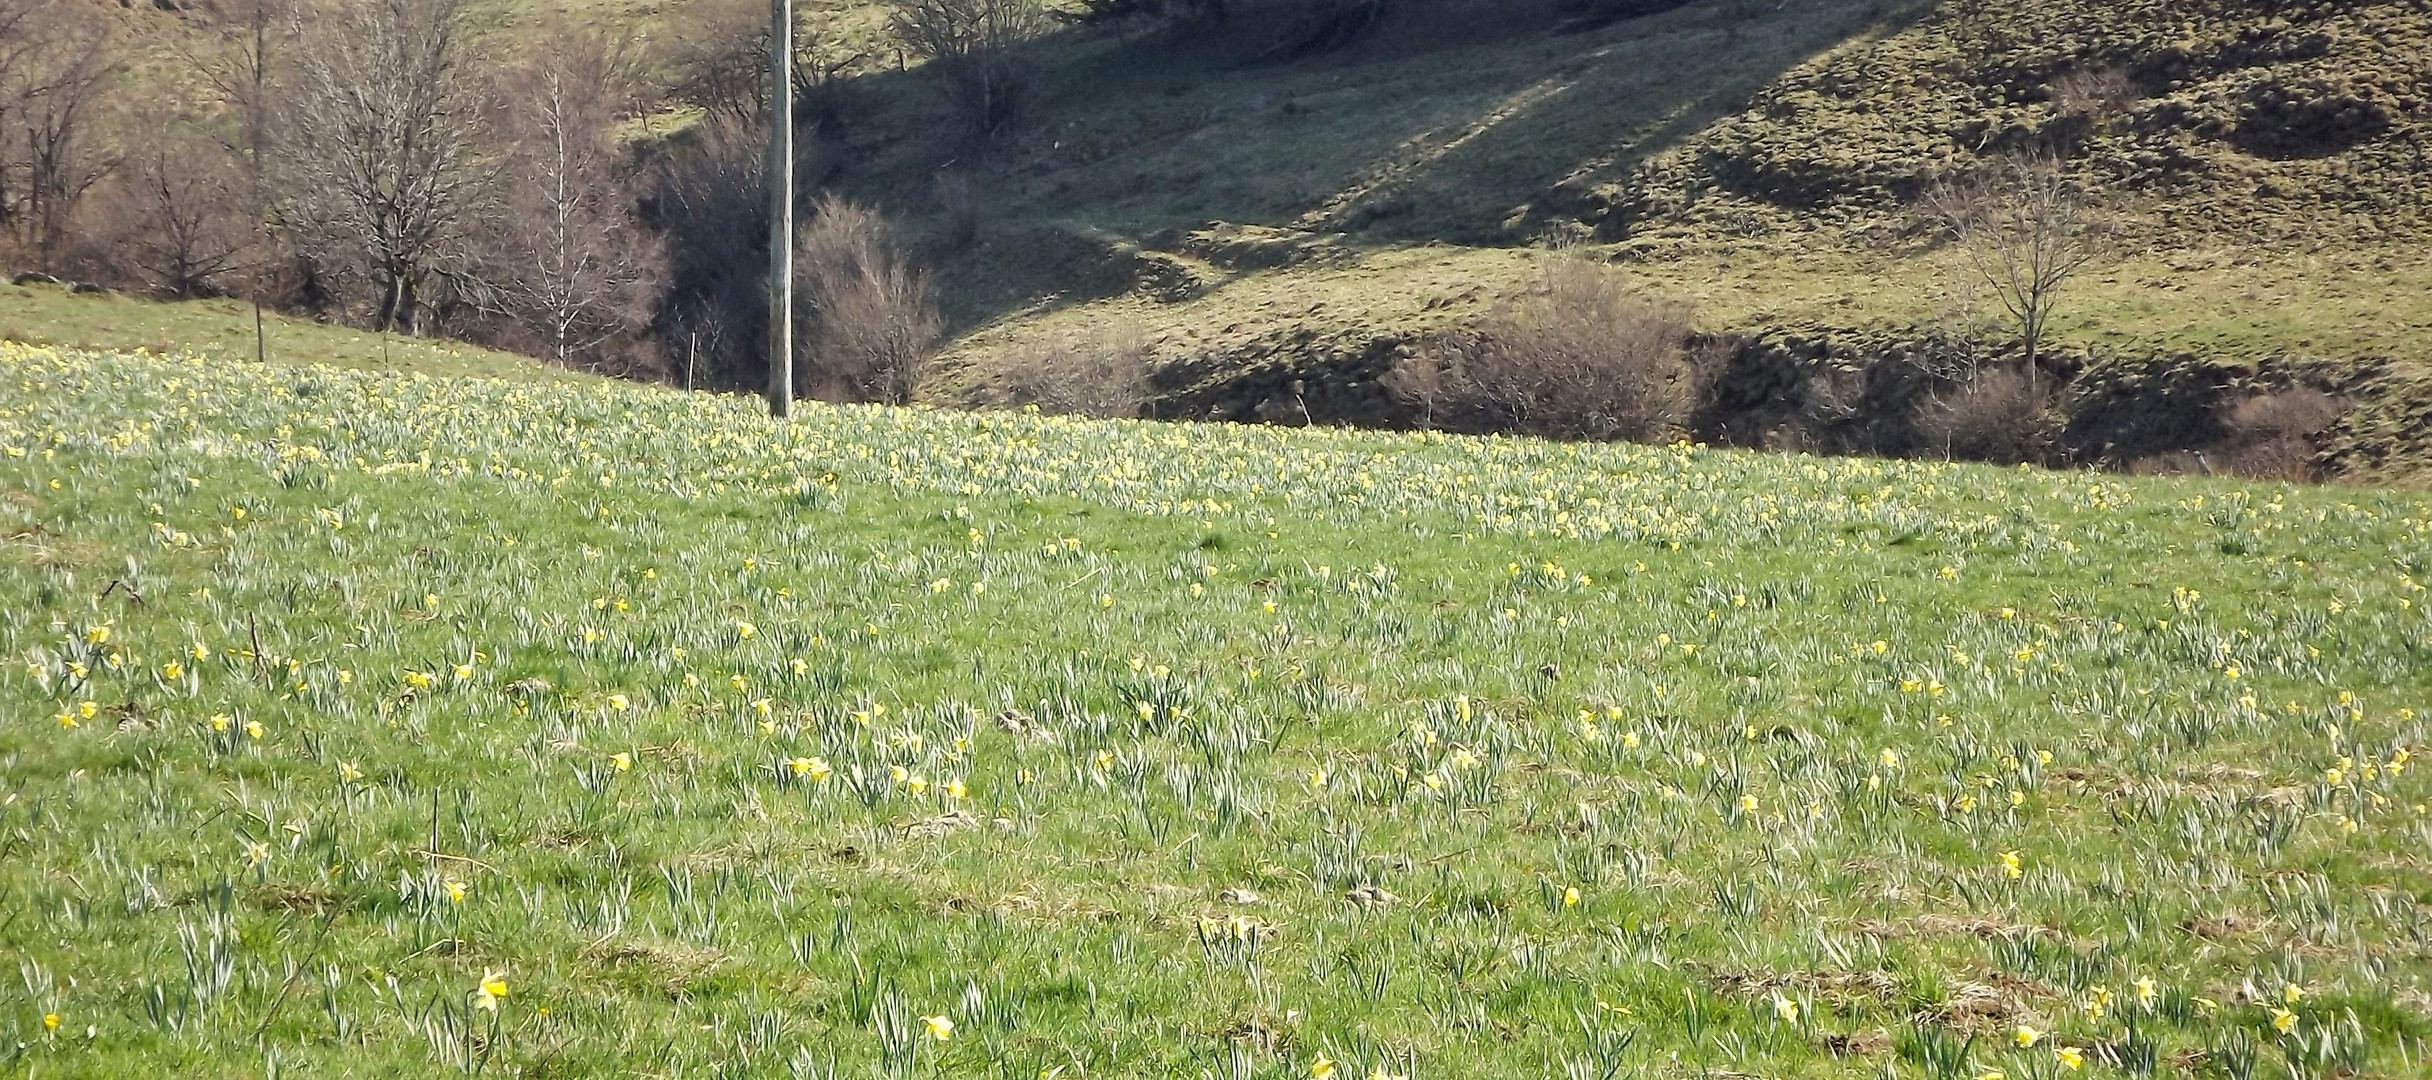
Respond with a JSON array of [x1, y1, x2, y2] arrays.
[[4, 342, 2431, 1076]]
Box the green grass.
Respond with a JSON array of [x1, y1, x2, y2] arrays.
[[0, 281, 578, 383], [6, 340, 2432, 1077]]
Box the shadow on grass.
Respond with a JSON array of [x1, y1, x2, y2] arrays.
[[816, 0, 1934, 330]]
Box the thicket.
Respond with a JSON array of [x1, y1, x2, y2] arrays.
[[0, 0, 943, 400]]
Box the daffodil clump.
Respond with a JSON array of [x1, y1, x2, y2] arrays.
[[2, 341, 2429, 1077]]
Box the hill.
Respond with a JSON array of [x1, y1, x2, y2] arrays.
[[5, 342, 2431, 1075], [24, 0, 2432, 481], [792, 0, 2432, 480]]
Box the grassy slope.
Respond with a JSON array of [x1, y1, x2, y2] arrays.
[[1, 280, 585, 383], [5, 342, 2432, 1076], [810, 0, 2432, 470]]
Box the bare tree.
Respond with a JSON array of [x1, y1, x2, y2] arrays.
[[889, 0, 1046, 137], [108, 111, 260, 297], [482, 20, 661, 368], [186, 0, 289, 361], [0, 1, 120, 271], [797, 194, 941, 405], [279, 0, 493, 336], [1924, 153, 2101, 394], [646, 111, 768, 389]]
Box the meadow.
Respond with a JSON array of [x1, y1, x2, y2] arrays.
[[3, 341, 2431, 1078]]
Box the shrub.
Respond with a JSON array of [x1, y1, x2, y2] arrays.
[[889, 0, 1046, 137], [2213, 387, 2345, 480], [1388, 255, 1704, 443], [1913, 366, 2059, 465], [797, 195, 942, 406], [972, 326, 1152, 418]]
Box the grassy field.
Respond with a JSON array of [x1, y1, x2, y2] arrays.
[[0, 280, 583, 384], [5, 341, 2431, 1077]]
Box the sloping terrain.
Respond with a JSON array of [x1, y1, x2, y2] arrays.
[[34, 0, 2432, 479], [7, 341, 2432, 1076], [812, 0, 2432, 478]]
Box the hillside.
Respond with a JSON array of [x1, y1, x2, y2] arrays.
[[25, 0, 2432, 481], [6, 341, 2432, 1076], [796, 0, 2432, 479]]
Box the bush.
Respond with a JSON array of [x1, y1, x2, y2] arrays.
[[1388, 255, 1704, 443], [972, 326, 1152, 418], [797, 195, 942, 406], [1912, 366, 2059, 464], [2214, 388, 2345, 480], [889, 0, 1046, 137]]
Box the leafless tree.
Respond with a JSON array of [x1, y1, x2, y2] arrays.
[[661, 0, 770, 127], [1924, 153, 2102, 394], [647, 111, 768, 388], [0, 1, 120, 271], [889, 0, 1046, 136], [185, 0, 289, 359], [279, 0, 494, 336], [797, 194, 941, 405], [482, 20, 661, 368], [106, 111, 260, 297]]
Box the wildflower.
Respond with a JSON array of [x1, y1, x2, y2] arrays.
[[611, 751, 632, 772], [1880, 748, 1899, 768], [1310, 1054, 1335, 1079], [2000, 851, 2023, 879], [1562, 886, 1580, 908], [475, 971, 508, 1011], [2271, 1008, 2298, 1034], [211, 714, 232, 732], [43, 1012, 60, 1032], [2283, 983, 2304, 1004], [1770, 992, 1799, 1023], [2194, 997, 2220, 1016], [737, 621, 756, 639], [945, 778, 967, 799], [2134, 976, 2156, 1009], [608, 694, 631, 711], [2013, 1024, 2041, 1048], [788, 757, 816, 776], [922, 1014, 954, 1042], [339, 761, 364, 783], [1738, 794, 1758, 813], [445, 879, 468, 904], [2054, 1046, 2083, 1070]]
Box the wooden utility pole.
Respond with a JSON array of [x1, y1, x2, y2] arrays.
[[766, 0, 794, 418]]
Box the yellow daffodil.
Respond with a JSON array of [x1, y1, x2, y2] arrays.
[[921, 1014, 954, 1041], [475, 971, 508, 1011]]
